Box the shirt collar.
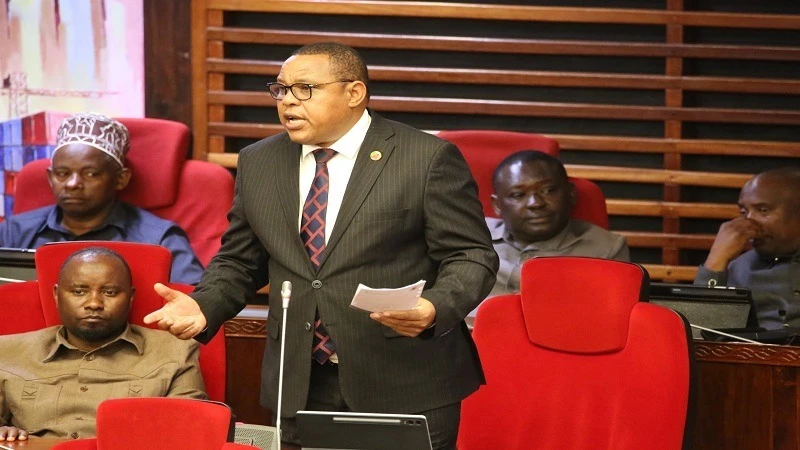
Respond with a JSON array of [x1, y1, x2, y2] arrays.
[[41, 202, 129, 236], [301, 109, 371, 161], [486, 217, 505, 242], [43, 323, 144, 362]]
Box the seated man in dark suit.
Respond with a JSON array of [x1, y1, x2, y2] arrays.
[[0, 247, 206, 441], [0, 112, 203, 284], [485, 150, 629, 298], [695, 167, 800, 330]]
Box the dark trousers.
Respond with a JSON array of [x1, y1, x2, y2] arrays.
[[279, 361, 460, 450]]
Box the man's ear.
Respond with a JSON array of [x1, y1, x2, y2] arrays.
[[490, 194, 501, 216], [346, 81, 368, 108], [53, 284, 59, 306], [568, 181, 578, 208], [127, 287, 136, 314], [46, 167, 56, 190], [115, 167, 132, 191]]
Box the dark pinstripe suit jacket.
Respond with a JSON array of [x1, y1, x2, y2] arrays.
[[192, 112, 498, 416]]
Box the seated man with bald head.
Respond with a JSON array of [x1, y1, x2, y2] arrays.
[[0, 112, 203, 284], [0, 247, 206, 442], [695, 167, 800, 330], [485, 150, 629, 298]]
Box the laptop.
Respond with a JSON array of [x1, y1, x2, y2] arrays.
[[0, 247, 37, 286], [297, 410, 432, 450], [647, 282, 758, 340]]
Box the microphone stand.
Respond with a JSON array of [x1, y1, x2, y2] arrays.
[[690, 324, 771, 345], [276, 281, 292, 447]]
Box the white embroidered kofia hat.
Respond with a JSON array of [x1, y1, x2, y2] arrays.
[[54, 113, 131, 168]]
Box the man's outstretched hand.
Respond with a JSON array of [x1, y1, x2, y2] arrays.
[[144, 283, 208, 340]]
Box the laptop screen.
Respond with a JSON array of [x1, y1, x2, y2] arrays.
[[0, 247, 37, 286], [297, 410, 432, 450], [647, 282, 757, 339]]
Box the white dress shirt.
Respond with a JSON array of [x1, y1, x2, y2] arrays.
[[298, 110, 372, 243]]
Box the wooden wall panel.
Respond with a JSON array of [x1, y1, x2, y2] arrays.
[[143, 0, 192, 126], [190, 0, 800, 281]]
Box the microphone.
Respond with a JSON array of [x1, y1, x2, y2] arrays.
[[0, 276, 25, 283], [281, 280, 292, 309], [276, 281, 292, 446]]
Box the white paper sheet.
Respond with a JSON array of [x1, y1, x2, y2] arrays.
[[350, 280, 426, 313]]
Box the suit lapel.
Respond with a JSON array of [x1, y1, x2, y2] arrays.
[[272, 137, 314, 270], [317, 114, 395, 269]]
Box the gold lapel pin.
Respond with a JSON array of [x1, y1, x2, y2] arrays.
[[370, 150, 382, 161]]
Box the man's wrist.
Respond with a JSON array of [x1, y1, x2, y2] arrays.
[[702, 254, 731, 272]]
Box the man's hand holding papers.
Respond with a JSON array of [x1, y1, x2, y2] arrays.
[[351, 280, 436, 337]]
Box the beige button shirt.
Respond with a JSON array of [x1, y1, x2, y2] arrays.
[[0, 324, 207, 438], [485, 217, 630, 298]]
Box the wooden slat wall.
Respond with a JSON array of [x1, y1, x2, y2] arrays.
[[191, 0, 800, 282]]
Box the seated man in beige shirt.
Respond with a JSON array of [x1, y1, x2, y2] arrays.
[[0, 247, 206, 441], [484, 150, 629, 299]]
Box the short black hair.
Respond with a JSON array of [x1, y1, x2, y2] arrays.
[[492, 150, 568, 190], [60, 247, 132, 286], [293, 42, 370, 97]]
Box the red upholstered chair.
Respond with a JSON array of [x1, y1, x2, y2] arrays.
[[436, 129, 608, 229], [51, 398, 259, 450], [459, 257, 694, 450], [0, 241, 226, 403], [12, 118, 234, 266]]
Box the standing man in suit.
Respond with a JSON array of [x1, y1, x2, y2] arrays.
[[145, 42, 498, 449]]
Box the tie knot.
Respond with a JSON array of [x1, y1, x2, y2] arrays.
[[313, 148, 337, 164]]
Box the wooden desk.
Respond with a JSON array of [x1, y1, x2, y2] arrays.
[[693, 340, 800, 450], [224, 313, 800, 449], [0, 438, 299, 450], [0, 439, 67, 450], [225, 306, 271, 425]]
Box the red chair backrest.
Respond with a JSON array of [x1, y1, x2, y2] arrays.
[[568, 177, 609, 229], [95, 398, 233, 450], [12, 118, 233, 266], [436, 130, 559, 216], [170, 281, 227, 403], [459, 257, 693, 450], [148, 160, 234, 266], [436, 129, 608, 228], [0, 241, 226, 402], [0, 281, 46, 334]]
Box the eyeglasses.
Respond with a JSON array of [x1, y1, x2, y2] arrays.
[[266, 80, 353, 101]]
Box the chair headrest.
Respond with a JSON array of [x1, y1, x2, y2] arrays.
[[520, 256, 647, 354], [116, 118, 189, 209], [569, 178, 609, 229]]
